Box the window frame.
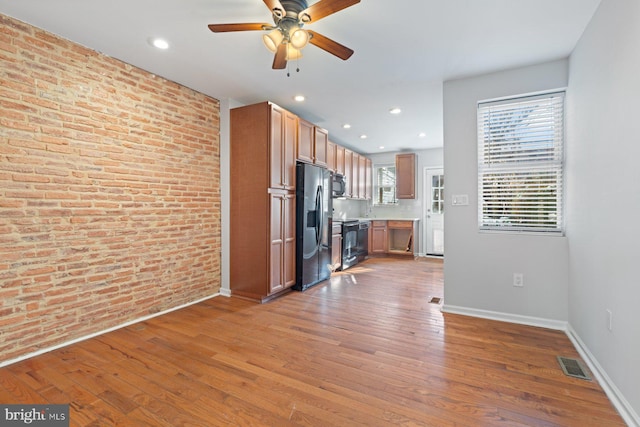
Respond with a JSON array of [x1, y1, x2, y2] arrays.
[[477, 91, 565, 234], [373, 164, 398, 206]]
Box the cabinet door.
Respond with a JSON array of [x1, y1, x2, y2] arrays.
[[364, 157, 372, 200], [270, 191, 296, 293], [351, 152, 360, 199], [327, 141, 337, 173], [283, 111, 297, 190], [283, 193, 296, 289], [344, 149, 353, 198], [269, 193, 285, 294], [358, 155, 366, 200], [269, 106, 284, 189], [371, 224, 388, 254], [336, 145, 345, 176], [314, 126, 328, 167], [297, 119, 314, 164], [396, 153, 416, 199]]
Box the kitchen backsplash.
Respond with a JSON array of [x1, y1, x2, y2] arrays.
[[333, 198, 422, 220]]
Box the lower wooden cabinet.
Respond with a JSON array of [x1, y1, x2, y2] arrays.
[[269, 191, 296, 294], [331, 223, 342, 271], [370, 220, 388, 254], [231, 188, 295, 302], [368, 220, 417, 256]]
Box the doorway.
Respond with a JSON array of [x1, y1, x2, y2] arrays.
[[424, 167, 444, 256]]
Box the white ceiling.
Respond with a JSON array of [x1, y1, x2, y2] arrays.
[[0, 0, 601, 154]]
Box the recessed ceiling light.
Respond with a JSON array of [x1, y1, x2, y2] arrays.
[[389, 107, 402, 115], [150, 38, 169, 49], [360, 134, 367, 139], [294, 95, 305, 102], [418, 132, 426, 138], [342, 124, 351, 129], [379, 146, 385, 150]]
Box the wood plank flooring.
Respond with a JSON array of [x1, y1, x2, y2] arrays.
[[0, 257, 625, 426]]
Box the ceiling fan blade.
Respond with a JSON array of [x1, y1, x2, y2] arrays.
[[208, 23, 270, 32], [299, 0, 360, 23], [263, 0, 285, 16], [272, 43, 287, 69], [308, 30, 354, 60]]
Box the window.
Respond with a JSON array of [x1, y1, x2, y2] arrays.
[[374, 165, 397, 205], [477, 92, 564, 233]]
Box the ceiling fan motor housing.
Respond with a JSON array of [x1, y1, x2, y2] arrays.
[[279, 0, 309, 15]]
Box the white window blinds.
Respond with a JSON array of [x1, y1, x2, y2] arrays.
[[477, 92, 565, 232]]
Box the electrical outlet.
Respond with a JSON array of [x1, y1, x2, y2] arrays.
[[513, 273, 524, 287], [606, 309, 613, 331]]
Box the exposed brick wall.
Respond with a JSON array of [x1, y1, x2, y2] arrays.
[[0, 14, 221, 362]]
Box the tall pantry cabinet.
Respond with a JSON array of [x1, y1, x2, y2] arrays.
[[230, 102, 297, 302]]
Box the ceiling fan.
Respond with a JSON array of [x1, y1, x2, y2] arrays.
[[208, 0, 360, 70]]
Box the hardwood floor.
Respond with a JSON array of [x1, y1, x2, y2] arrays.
[[0, 258, 625, 426]]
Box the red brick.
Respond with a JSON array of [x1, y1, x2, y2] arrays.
[[0, 13, 221, 362]]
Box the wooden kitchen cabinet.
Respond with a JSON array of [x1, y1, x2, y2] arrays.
[[358, 154, 366, 200], [344, 148, 353, 198], [297, 118, 314, 165], [297, 119, 328, 167], [269, 190, 296, 294], [370, 220, 388, 254], [387, 220, 414, 255], [327, 141, 337, 173], [351, 152, 360, 199], [314, 126, 328, 167], [364, 157, 372, 200], [331, 223, 342, 271], [230, 102, 297, 302], [368, 220, 416, 256], [336, 145, 345, 176], [396, 153, 416, 199]]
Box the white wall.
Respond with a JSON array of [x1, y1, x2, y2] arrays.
[[442, 60, 570, 322], [566, 0, 640, 421]]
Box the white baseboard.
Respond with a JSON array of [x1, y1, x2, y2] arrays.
[[0, 292, 222, 368], [219, 287, 232, 297], [566, 324, 639, 427], [441, 304, 568, 331]]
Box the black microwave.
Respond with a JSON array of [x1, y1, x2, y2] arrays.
[[332, 173, 346, 198]]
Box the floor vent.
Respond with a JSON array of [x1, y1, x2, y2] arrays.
[[557, 356, 591, 381], [429, 297, 441, 304]]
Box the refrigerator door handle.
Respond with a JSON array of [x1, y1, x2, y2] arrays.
[[315, 185, 322, 247]]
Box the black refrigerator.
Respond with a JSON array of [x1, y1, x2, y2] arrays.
[[294, 162, 332, 291]]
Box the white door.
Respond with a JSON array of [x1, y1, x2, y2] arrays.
[[425, 168, 444, 255]]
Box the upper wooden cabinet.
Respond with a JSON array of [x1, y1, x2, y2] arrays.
[[396, 153, 416, 199], [358, 154, 366, 200], [336, 145, 346, 176], [314, 126, 328, 167], [297, 118, 314, 164], [327, 141, 337, 173], [344, 148, 353, 198], [364, 157, 372, 200], [297, 119, 328, 167]]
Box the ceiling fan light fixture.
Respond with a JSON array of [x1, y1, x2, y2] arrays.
[[289, 28, 310, 49], [285, 45, 303, 60], [262, 29, 284, 52]]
